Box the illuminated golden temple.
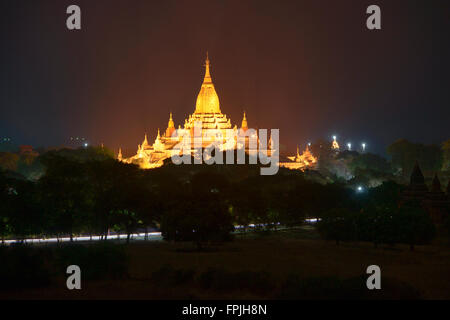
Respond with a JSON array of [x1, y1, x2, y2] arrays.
[[283, 145, 317, 170], [119, 53, 316, 171]]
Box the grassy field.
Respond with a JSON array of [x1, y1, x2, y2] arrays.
[[1, 226, 449, 299]]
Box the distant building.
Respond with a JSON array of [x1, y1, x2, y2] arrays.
[[400, 161, 450, 225], [19, 145, 39, 157], [280, 145, 318, 170]]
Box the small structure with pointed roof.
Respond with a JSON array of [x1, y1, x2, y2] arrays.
[[165, 112, 176, 138], [241, 112, 248, 131], [401, 163, 449, 225]]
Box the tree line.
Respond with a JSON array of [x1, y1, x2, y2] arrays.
[[0, 147, 446, 248]]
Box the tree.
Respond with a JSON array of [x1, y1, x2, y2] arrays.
[[317, 208, 358, 245], [110, 171, 149, 243], [161, 171, 234, 249], [0, 170, 11, 244], [442, 139, 450, 172], [387, 139, 443, 179], [161, 192, 234, 249], [87, 159, 142, 241], [0, 152, 20, 172], [367, 180, 405, 208], [134, 173, 160, 240], [396, 206, 436, 250], [8, 179, 44, 241], [39, 156, 92, 241], [229, 182, 253, 232]]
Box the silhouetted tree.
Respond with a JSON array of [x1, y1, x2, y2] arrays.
[[442, 139, 450, 172], [0, 152, 19, 172], [8, 180, 44, 241], [87, 159, 142, 241], [161, 171, 233, 249], [317, 208, 358, 245], [0, 170, 10, 244], [39, 156, 91, 241], [396, 206, 436, 250], [387, 139, 442, 178]]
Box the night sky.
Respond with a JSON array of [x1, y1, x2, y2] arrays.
[[1, 0, 449, 155]]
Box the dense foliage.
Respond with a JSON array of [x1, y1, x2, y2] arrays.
[[0, 145, 447, 248], [387, 139, 444, 178], [317, 182, 437, 250]]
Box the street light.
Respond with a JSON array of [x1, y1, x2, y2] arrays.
[[362, 143, 366, 152], [347, 143, 351, 150]]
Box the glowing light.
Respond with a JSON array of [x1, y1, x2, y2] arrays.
[[284, 144, 317, 170], [347, 143, 351, 150], [331, 135, 340, 150], [4, 232, 163, 245], [362, 143, 366, 152], [84, 143, 88, 147]]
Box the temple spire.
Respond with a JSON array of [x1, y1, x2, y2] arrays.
[[203, 51, 212, 84], [166, 112, 176, 137], [331, 135, 340, 150], [195, 51, 221, 113], [143, 133, 149, 146], [241, 111, 248, 130], [410, 160, 425, 187], [168, 112, 174, 128], [431, 173, 442, 193]]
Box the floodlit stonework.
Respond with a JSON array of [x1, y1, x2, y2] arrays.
[[282, 145, 318, 170], [119, 53, 316, 171]]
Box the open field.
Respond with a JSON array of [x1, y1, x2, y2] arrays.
[[1, 227, 449, 299]]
